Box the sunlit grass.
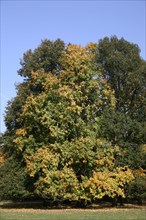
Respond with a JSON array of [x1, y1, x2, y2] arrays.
[[0, 208, 146, 220]]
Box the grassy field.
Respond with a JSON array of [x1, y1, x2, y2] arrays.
[[0, 208, 146, 220]]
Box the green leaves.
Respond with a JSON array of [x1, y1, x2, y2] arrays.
[[2, 37, 146, 202], [96, 36, 146, 115], [0, 157, 32, 199], [18, 39, 65, 78]]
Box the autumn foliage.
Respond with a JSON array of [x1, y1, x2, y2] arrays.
[[1, 37, 146, 205]]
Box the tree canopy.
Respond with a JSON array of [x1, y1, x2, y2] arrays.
[[1, 36, 146, 205]]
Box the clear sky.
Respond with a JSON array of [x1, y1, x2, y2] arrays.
[[0, 0, 146, 133]]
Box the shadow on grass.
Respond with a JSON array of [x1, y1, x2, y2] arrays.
[[0, 200, 145, 210]]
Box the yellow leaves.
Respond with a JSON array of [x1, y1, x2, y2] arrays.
[[84, 167, 134, 199], [22, 94, 37, 115], [85, 42, 97, 53], [132, 168, 146, 178], [67, 105, 82, 115], [25, 147, 59, 177], [31, 71, 40, 81], [16, 128, 27, 136], [34, 166, 80, 200], [141, 144, 146, 154], [60, 43, 96, 79], [99, 80, 116, 109], [115, 167, 134, 185], [15, 128, 28, 152], [93, 139, 119, 169], [58, 85, 73, 99], [64, 44, 85, 58], [44, 73, 59, 90], [0, 150, 5, 166], [94, 159, 105, 166]]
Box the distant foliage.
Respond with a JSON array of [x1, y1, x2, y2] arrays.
[[0, 157, 32, 200]]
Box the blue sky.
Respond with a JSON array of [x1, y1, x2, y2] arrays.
[[0, 0, 146, 133]]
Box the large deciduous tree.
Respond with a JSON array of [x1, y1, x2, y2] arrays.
[[2, 36, 145, 203], [13, 43, 133, 202]]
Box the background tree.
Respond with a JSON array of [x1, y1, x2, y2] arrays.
[[96, 36, 146, 204], [96, 36, 146, 168], [0, 156, 34, 200], [96, 36, 146, 118]]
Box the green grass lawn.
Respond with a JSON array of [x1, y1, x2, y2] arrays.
[[0, 208, 146, 220]]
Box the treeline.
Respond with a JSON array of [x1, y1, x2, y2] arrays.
[[0, 36, 146, 206]]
